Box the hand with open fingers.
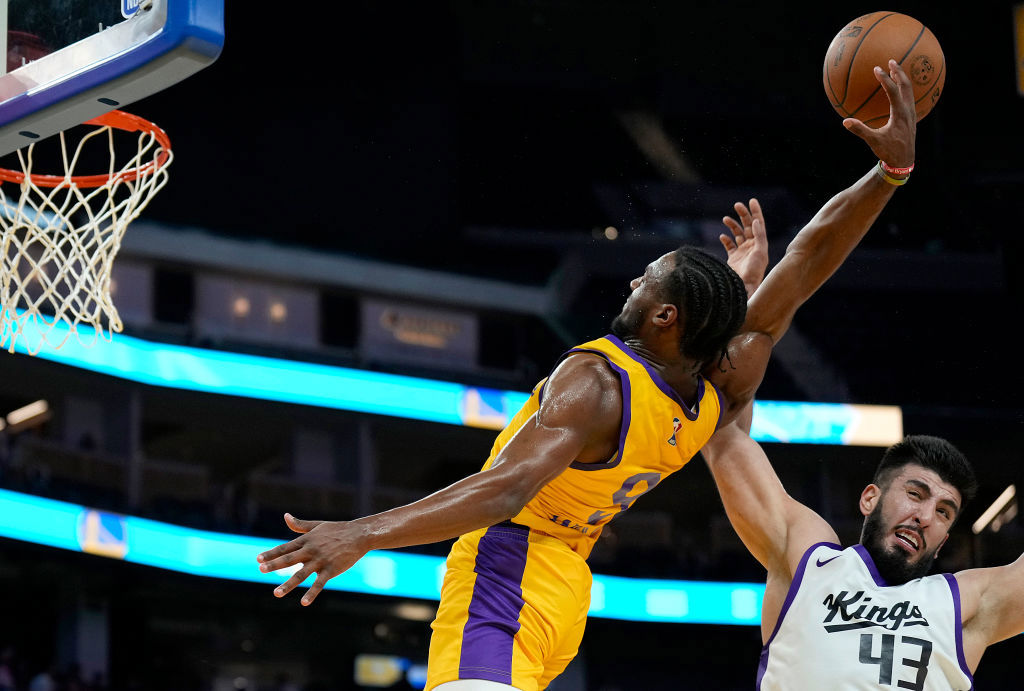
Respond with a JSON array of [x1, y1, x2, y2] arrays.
[[721, 198, 769, 297], [256, 512, 368, 606], [842, 59, 917, 169]]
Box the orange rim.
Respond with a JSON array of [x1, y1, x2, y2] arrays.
[[0, 109, 172, 188]]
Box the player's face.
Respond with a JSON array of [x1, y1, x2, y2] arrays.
[[610, 252, 676, 339], [859, 464, 961, 584]]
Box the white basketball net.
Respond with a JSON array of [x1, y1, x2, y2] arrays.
[[0, 114, 172, 355]]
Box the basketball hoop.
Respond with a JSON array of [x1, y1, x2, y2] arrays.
[[0, 109, 172, 355]]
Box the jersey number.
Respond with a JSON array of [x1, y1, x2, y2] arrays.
[[586, 472, 662, 525], [858, 633, 932, 690]]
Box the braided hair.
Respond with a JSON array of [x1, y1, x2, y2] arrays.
[[663, 246, 748, 371]]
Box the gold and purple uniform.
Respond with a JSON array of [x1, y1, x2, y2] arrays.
[[426, 335, 724, 690]]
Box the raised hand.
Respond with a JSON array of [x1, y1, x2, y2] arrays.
[[842, 59, 917, 168], [721, 198, 769, 298], [257, 513, 367, 606]]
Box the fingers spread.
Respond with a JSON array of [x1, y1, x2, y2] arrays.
[[733, 202, 753, 228], [273, 564, 314, 599], [888, 59, 912, 87], [284, 513, 318, 534], [301, 574, 331, 607], [875, 65, 900, 99], [749, 198, 763, 220], [258, 541, 306, 572], [257, 538, 301, 565], [842, 117, 871, 140], [260, 555, 302, 573], [751, 218, 767, 243]]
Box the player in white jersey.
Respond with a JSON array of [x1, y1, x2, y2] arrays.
[[762, 540, 972, 689], [703, 230, 1024, 688]]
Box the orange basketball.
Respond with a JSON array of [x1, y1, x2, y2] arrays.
[[823, 12, 945, 128]]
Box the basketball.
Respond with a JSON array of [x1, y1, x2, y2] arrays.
[[823, 12, 945, 128]]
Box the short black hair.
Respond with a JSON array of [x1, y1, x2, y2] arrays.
[[664, 246, 748, 371], [873, 435, 978, 511]]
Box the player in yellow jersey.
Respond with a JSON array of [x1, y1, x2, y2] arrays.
[[258, 61, 920, 691]]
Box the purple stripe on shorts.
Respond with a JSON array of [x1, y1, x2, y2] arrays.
[[459, 523, 530, 685]]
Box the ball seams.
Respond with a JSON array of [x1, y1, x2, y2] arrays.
[[829, 12, 896, 108], [847, 23, 926, 120]]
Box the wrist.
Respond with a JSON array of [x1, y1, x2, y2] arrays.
[[879, 160, 914, 176], [875, 160, 910, 187], [351, 516, 381, 551]]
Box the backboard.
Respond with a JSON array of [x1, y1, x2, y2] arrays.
[[0, 0, 224, 156]]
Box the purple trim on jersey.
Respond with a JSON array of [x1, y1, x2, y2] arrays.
[[561, 348, 631, 471], [459, 522, 531, 685], [604, 334, 703, 421], [708, 379, 726, 430], [853, 543, 890, 587], [943, 573, 976, 688], [757, 542, 843, 689]]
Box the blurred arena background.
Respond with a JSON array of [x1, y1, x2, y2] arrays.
[[1, 1, 1023, 689]]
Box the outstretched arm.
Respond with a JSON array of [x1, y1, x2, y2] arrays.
[[256, 353, 621, 605], [710, 60, 918, 420], [955, 554, 1024, 669], [746, 60, 917, 343], [701, 404, 837, 578], [711, 188, 832, 578]]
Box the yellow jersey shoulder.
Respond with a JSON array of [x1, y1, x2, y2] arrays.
[[506, 334, 723, 556]]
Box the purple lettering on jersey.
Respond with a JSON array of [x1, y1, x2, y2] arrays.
[[459, 522, 530, 685]]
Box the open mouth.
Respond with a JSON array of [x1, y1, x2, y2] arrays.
[[894, 528, 921, 553]]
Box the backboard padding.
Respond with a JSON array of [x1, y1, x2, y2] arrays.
[[0, 0, 223, 156]]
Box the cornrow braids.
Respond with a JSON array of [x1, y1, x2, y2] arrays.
[[665, 246, 748, 371]]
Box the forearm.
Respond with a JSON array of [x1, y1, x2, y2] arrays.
[[703, 430, 790, 569], [354, 469, 531, 551], [747, 166, 896, 338], [784, 166, 895, 292]]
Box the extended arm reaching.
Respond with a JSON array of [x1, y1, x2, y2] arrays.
[[709, 60, 919, 422], [954, 553, 1024, 669], [256, 352, 622, 605], [701, 404, 837, 576]]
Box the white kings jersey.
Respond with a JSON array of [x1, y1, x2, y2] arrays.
[[758, 543, 973, 691]]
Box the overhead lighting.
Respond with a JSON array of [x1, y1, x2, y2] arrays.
[[5, 399, 50, 431], [268, 300, 287, 323], [393, 602, 436, 622], [232, 296, 251, 318], [972, 485, 1017, 535]]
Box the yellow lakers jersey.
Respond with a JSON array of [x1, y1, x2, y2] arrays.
[[481, 334, 723, 558]]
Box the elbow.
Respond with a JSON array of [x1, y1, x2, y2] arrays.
[[494, 472, 545, 521], [497, 485, 533, 521]]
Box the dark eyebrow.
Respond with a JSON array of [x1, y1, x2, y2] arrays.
[[906, 478, 960, 516]]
